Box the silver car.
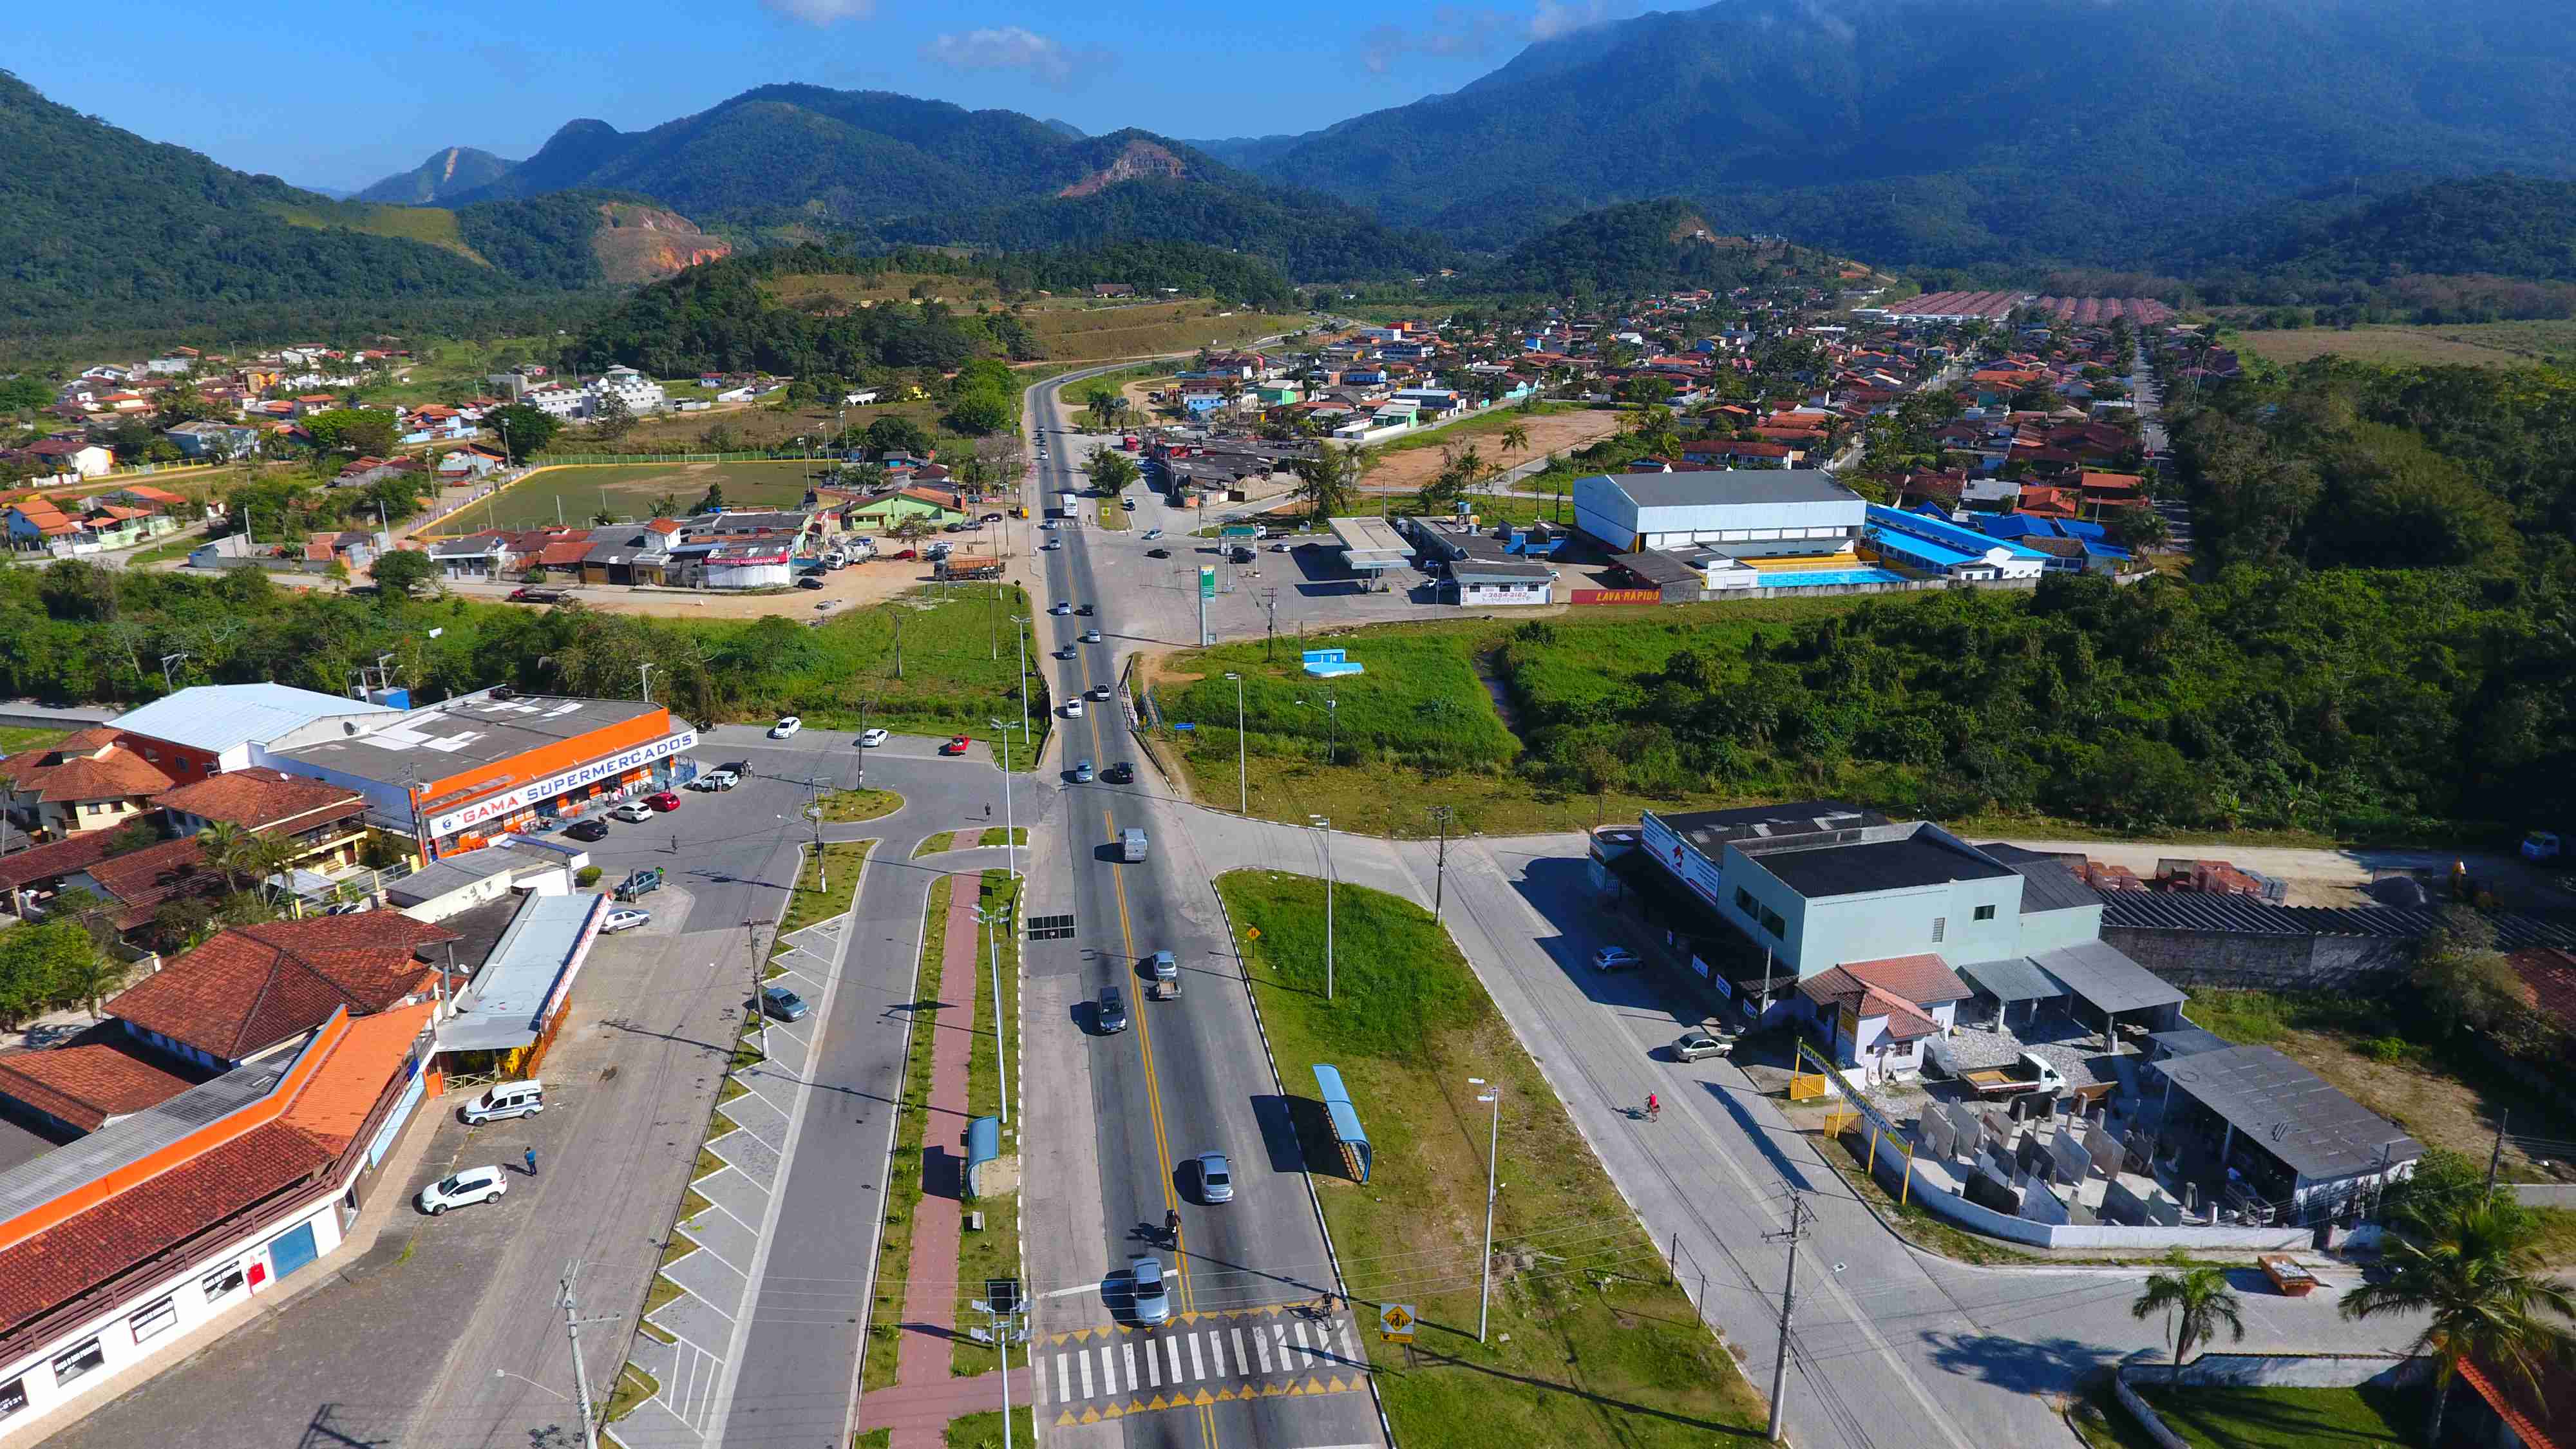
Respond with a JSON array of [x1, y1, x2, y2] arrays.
[[1671, 1030, 1735, 1062], [1196, 1151, 1233, 1204], [1129, 1256, 1171, 1326]]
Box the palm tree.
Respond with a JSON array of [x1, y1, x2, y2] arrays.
[[2130, 1250, 2246, 1366], [2342, 1198, 2576, 1446], [56, 949, 126, 1018], [194, 820, 252, 892], [1499, 422, 1531, 468]]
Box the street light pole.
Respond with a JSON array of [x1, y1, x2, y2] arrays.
[[978, 903, 1011, 1125], [1224, 671, 1245, 815], [989, 717, 1017, 882], [1311, 815, 1334, 1003], [1471, 1077, 1501, 1341], [1429, 805, 1457, 923]]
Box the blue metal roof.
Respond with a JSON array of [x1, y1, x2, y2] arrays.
[[1312, 1064, 1372, 1182]]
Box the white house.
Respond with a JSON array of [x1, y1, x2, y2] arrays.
[[587, 367, 665, 415]]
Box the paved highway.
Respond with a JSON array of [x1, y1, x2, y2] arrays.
[[1016, 367, 1387, 1449]]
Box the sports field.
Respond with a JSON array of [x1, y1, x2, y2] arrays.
[[453, 461, 831, 531]]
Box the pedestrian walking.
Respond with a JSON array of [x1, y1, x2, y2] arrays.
[[525, 1146, 539, 1177]]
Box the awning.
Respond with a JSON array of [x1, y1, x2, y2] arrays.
[[1312, 1065, 1372, 1184], [964, 1115, 1000, 1199], [438, 893, 605, 1052], [1957, 956, 2061, 1002], [2031, 941, 2185, 1016]]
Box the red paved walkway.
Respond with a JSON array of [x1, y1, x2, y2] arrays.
[[880, 873, 987, 1448]]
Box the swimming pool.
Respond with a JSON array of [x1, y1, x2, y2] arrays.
[[1754, 567, 1904, 588]]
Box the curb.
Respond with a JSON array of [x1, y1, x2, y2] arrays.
[[1194, 853, 1399, 1449]]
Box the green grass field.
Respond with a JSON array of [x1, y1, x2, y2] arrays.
[[265, 200, 485, 263], [451, 461, 831, 531], [1215, 871, 1767, 1448], [2233, 319, 2576, 369], [2135, 1383, 2427, 1448], [0, 726, 68, 755]]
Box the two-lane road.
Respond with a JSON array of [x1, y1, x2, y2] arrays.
[[1019, 368, 1387, 1449]]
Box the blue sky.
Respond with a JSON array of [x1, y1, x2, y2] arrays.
[[3, 0, 1644, 192]]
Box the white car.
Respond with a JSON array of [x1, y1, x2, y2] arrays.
[[419, 1165, 508, 1216], [1063, 700, 1084, 718], [1591, 945, 1641, 972], [603, 908, 652, 933], [1142, 528, 1163, 540], [770, 716, 802, 739], [1041, 540, 1062, 551], [688, 769, 739, 791], [609, 801, 654, 824], [858, 728, 890, 747]]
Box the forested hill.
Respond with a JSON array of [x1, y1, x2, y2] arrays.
[[354, 146, 520, 204], [0, 70, 531, 336], [571, 242, 1293, 377], [1230, 0, 2576, 266], [1467, 200, 1861, 297], [2211, 176, 2576, 283], [447, 86, 1447, 279]]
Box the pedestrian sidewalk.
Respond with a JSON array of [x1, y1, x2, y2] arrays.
[[876, 871, 985, 1448]]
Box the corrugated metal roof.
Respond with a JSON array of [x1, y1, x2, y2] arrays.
[[109, 684, 393, 756], [2105, 895, 2576, 949], [2153, 1045, 2422, 1184], [0, 1050, 294, 1227], [2031, 941, 2185, 1014], [1598, 469, 1861, 511], [1975, 844, 2105, 914], [1956, 956, 2061, 1002], [439, 894, 604, 1052]]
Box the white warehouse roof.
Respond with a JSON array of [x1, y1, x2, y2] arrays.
[[108, 683, 395, 757]]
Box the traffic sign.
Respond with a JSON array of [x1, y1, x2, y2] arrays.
[[1378, 1303, 1417, 1343], [1199, 565, 1216, 599], [1244, 927, 1260, 941]]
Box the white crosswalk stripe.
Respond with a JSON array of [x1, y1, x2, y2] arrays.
[[1055, 1353, 1070, 1403], [1121, 1340, 1138, 1392], [1229, 1326, 1247, 1375], [1254, 1325, 1274, 1374], [1188, 1332, 1206, 1381], [1077, 1349, 1094, 1399], [1038, 1315, 1373, 1407], [1146, 1336, 1162, 1387], [1166, 1336, 1184, 1383]]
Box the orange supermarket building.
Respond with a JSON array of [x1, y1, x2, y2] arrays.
[[260, 690, 699, 859]]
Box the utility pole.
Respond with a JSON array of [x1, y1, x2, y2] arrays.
[[990, 717, 1018, 882], [159, 650, 191, 692], [2487, 1109, 2510, 1191], [1428, 806, 1457, 923], [638, 661, 654, 705], [558, 1261, 620, 1449], [1471, 1077, 1501, 1341], [1014, 619, 1030, 744], [743, 918, 764, 1030], [1224, 671, 1246, 814], [1311, 815, 1335, 1003], [978, 902, 1011, 1124], [893, 611, 904, 681], [1765, 1190, 1812, 1444]]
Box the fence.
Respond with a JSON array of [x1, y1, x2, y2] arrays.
[[2114, 1354, 2427, 1449]]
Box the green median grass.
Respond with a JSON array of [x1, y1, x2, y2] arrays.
[[951, 871, 1023, 1377], [1215, 869, 1768, 1448], [863, 873, 951, 1392], [942, 1407, 1036, 1446]]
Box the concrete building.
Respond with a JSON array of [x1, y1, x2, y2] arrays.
[[1863, 505, 2048, 582], [261, 691, 698, 860], [107, 684, 396, 786], [1573, 470, 1866, 556], [0, 1005, 435, 1439]]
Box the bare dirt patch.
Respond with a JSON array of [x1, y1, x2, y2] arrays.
[[1359, 408, 1627, 495]]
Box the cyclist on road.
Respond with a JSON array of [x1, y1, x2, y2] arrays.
[[1645, 1092, 1661, 1122], [1165, 1208, 1182, 1244]]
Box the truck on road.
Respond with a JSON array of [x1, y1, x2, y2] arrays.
[[934, 554, 1002, 581]]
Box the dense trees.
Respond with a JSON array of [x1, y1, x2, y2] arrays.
[[303, 408, 397, 457], [1502, 567, 2576, 836]]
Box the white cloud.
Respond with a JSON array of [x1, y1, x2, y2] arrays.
[[761, 0, 873, 24], [920, 26, 1107, 90], [1529, 0, 1636, 41], [1359, 7, 1513, 73]]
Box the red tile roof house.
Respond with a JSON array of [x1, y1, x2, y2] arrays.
[[60, 836, 233, 938], [1797, 954, 1974, 1079], [0, 729, 175, 842], [104, 914, 459, 1073], [0, 1045, 196, 1137], [150, 768, 369, 876], [0, 1003, 435, 1435]]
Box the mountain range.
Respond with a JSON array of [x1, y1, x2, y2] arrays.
[[354, 146, 520, 205], [1200, 0, 2576, 267]]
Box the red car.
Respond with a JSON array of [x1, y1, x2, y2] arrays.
[[645, 791, 681, 811], [940, 735, 971, 757]]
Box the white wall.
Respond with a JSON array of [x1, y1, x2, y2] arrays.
[[0, 1188, 346, 1439]]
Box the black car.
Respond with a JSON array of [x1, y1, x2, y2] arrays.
[[564, 818, 611, 842], [1145, 547, 1170, 558], [1103, 762, 1135, 784], [797, 576, 825, 589], [1097, 985, 1129, 1034]]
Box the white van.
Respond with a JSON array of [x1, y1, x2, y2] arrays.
[[1121, 828, 1148, 863], [460, 1079, 545, 1124]]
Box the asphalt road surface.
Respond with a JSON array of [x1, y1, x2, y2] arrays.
[[1019, 368, 1387, 1449]]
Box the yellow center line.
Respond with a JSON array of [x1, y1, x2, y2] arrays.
[[1072, 539, 1222, 1447]]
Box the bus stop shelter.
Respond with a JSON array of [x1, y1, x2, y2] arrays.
[[1312, 1064, 1372, 1182]]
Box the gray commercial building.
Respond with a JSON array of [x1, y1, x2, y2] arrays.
[[1572, 469, 1866, 556]]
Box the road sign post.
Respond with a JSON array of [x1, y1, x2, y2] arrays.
[[1378, 1303, 1417, 1343]]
